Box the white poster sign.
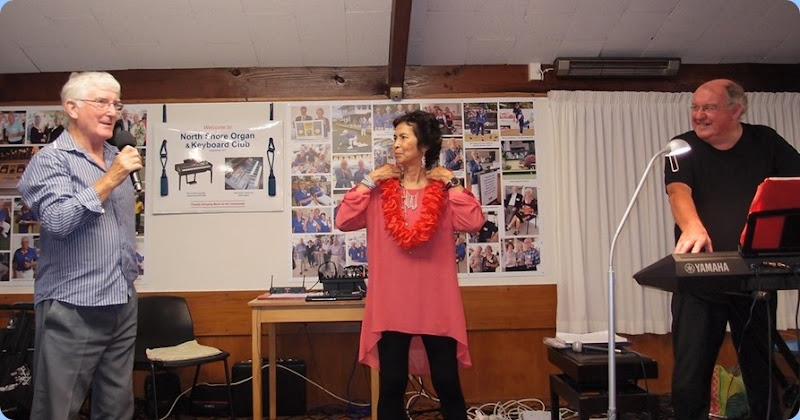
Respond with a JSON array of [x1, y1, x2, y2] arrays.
[[152, 115, 283, 214]]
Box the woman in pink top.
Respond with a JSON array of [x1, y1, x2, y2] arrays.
[[336, 110, 484, 420]]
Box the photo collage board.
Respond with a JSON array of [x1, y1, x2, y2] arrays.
[[0, 107, 148, 285], [289, 100, 542, 280]]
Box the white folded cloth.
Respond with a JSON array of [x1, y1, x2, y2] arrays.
[[146, 340, 222, 362]]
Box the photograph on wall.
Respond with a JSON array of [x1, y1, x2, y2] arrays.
[[498, 102, 534, 138], [463, 102, 499, 144], [502, 237, 541, 272], [134, 195, 145, 236], [137, 148, 147, 185], [372, 103, 420, 137], [455, 233, 468, 274], [281, 99, 545, 281], [345, 231, 368, 266], [291, 207, 333, 234], [152, 119, 283, 214], [290, 104, 331, 141], [467, 243, 500, 273], [331, 191, 345, 228], [0, 147, 38, 196], [326, 235, 348, 274], [332, 104, 372, 153], [223, 157, 264, 190], [471, 208, 500, 244], [11, 234, 37, 280], [440, 138, 465, 172], [501, 140, 536, 179], [502, 183, 539, 237], [0, 252, 9, 282], [0, 198, 12, 251], [135, 236, 145, 278], [333, 154, 372, 192], [422, 102, 464, 136], [27, 110, 66, 144], [291, 143, 331, 175], [1, 111, 27, 145], [372, 137, 395, 168], [291, 175, 332, 207], [464, 148, 500, 205], [13, 197, 39, 235], [292, 233, 346, 278], [117, 106, 148, 147]]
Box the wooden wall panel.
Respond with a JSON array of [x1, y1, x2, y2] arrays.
[[0, 286, 745, 406]]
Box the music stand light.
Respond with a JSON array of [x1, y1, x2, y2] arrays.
[[606, 139, 690, 419]]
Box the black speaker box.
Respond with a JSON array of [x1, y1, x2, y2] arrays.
[[143, 371, 181, 418], [231, 358, 306, 417], [186, 384, 232, 417]]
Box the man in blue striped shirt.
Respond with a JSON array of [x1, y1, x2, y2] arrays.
[[18, 71, 143, 420]]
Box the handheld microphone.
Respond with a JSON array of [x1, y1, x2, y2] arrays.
[[112, 128, 143, 193]]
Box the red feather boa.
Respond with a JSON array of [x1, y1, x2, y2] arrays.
[[380, 178, 445, 250]]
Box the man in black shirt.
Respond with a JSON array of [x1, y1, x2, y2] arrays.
[[664, 79, 800, 419]]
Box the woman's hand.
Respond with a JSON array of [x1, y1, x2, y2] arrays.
[[426, 167, 454, 184], [369, 164, 401, 183]]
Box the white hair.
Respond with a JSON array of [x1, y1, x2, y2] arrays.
[[60, 72, 121, 105]]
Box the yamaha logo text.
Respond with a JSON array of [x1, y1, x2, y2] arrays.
[[683, 262, 730, 274]]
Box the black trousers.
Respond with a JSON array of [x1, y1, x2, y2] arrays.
[[671, 291, 779, 419], [377, 331, 467, 420]]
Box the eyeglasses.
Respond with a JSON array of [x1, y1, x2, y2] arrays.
[[77, 98, 124, 112], [689, 103, 726, 113]]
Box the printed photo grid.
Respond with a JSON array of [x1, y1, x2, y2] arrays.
[[288, 100, 541, 279]]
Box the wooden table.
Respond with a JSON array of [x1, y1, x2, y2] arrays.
[[248, 297, 378, 419]]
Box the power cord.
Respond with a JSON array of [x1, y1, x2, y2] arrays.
[[153, 362, 369, 420], [404, 377, 553, 420], [405, 375, 440, 417], [466, 398, 549, 420]]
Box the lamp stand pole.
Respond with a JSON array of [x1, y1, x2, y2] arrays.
[[606, 144, 671, 420]]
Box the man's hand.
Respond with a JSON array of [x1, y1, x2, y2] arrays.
[[94, 146, 143, 202], [674, 228, 713, 254], [107, 146, 143, 187]]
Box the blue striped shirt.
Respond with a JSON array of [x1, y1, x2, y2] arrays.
[[18, 131, 138, 306]]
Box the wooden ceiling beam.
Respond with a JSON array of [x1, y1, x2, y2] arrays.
[[1, 64, 799, 105], [386, 0, 413, 101]]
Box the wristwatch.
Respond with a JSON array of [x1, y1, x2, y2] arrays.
[[445, 177, 460, 189]]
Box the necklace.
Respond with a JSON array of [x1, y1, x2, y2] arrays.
[[403, 188, 418, 210], [381, 178, 445, 250]]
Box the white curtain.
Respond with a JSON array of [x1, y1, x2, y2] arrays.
[[546, 90, 800, 334]]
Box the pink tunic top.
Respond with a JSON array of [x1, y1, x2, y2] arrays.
[[336, 185, 485, 374]]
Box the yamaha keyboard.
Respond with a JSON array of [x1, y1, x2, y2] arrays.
[[634, 251, 800, 293]]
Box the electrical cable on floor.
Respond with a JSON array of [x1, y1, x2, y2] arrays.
[[154, 362, 370, 420], [404, 375, 440, 418], [466, 398, 550, 420]]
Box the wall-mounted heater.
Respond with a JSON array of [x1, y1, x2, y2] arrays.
[[552, 57, 681, 78]]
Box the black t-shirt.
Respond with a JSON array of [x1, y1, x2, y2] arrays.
[[664, 123, 800, 251]]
